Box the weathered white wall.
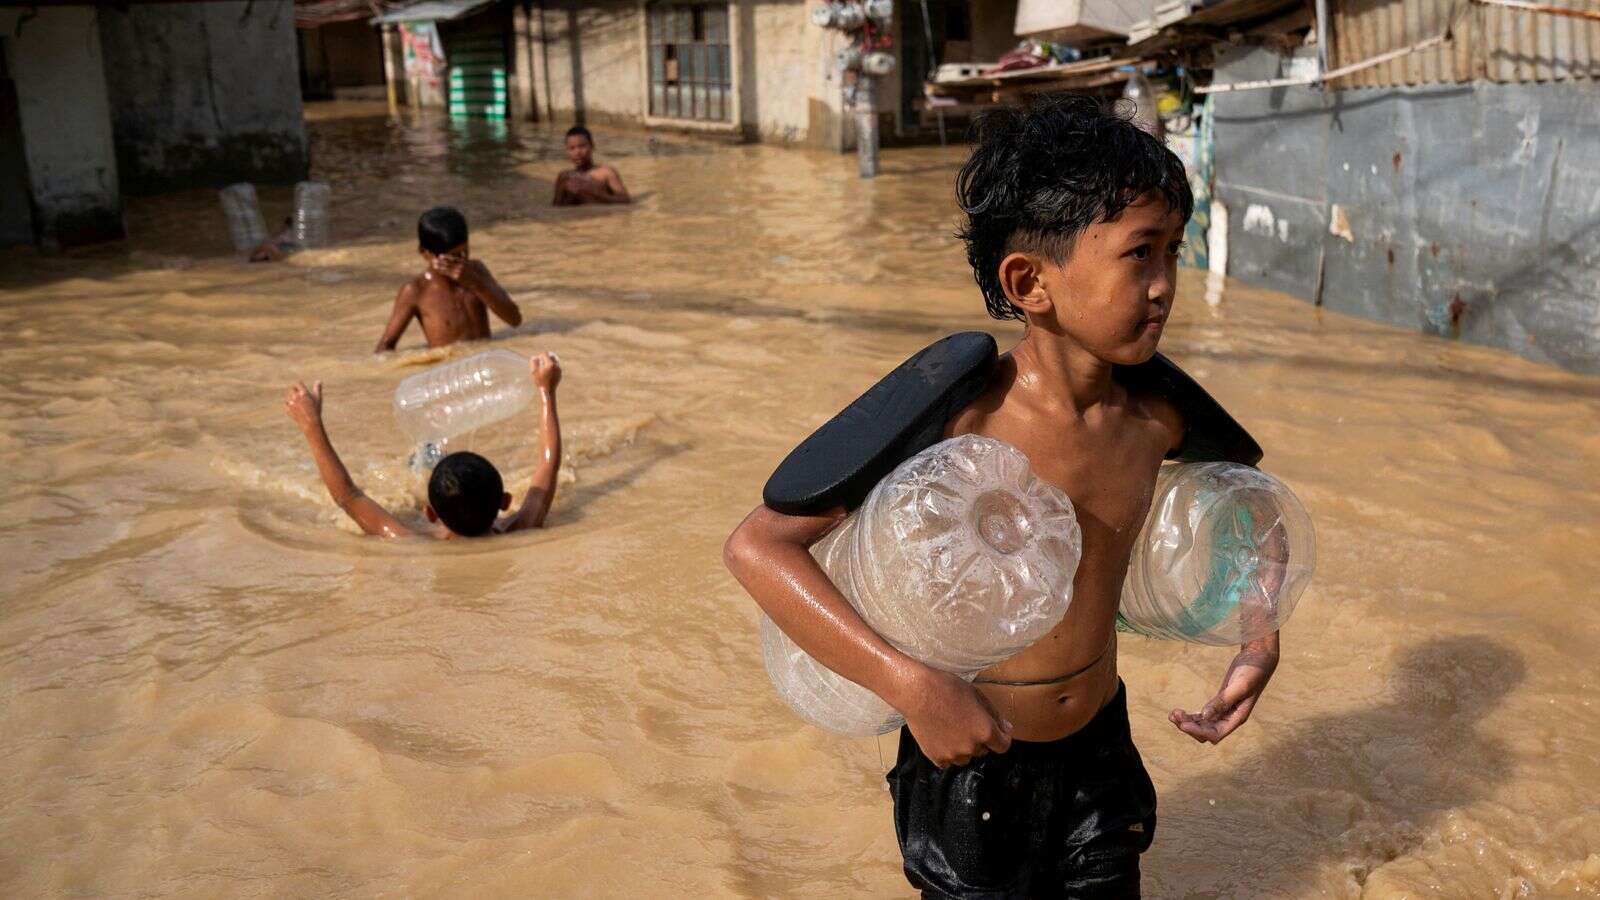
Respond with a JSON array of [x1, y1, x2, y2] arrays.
[[528, 0, 855, 148], [97, 1, 307, 194], [0, 6, 123, 247]]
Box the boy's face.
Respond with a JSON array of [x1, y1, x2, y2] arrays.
[[565, 135, 594, 167], [420, 240, 469, 266], [1025, 193, 1185, 365]]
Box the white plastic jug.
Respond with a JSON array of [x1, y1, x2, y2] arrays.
[[763, 435, 1083, 735], [393, 349, 533, 467]]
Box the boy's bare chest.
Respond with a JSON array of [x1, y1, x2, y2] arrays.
[[957, 409, 1167, 544]]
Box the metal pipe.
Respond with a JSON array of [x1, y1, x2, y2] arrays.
[[917, 0, 946, 146], [856, 74, 879, 179], [1196, 31, 1449, 93], [1471, 0, 1600, 23], [1314, 0, 1330, 82]]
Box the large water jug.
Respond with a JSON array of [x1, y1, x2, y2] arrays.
[[219, 183, 267, 256], [293, 181, 331, 248], [763, 435, 1082, 735], [393, 349, 534, 467], [1119, 462, 1315, 646]]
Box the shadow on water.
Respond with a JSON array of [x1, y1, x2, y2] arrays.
[[1152, 635, 1525, 893], [552, 439, 691, 523]]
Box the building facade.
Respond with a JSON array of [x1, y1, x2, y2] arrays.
[[1, 1, 308, 249], [376, 0, 1022, 149]]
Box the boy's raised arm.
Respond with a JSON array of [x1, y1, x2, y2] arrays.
[[462, 260, 522, 327], [375, 282, 419, 353], [505, 353, 562, 532], [284, 382, 412, 539], [724, 506, 1014, 768]]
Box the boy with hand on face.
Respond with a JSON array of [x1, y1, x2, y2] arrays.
[[553, 126, 630, 206], [725, 96, 1279, 897], [375, 206, 523, 352], [284, 352, 562, 539]]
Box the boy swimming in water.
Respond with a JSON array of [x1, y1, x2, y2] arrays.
[[374, 206, 523, 352], [725, 96, 1279, 896], [283, 352, 562, 538], [552, 126, 630, 206]]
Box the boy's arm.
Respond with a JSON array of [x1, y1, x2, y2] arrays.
[[1169, 489, 1287, 743], [374, 282, 419, 352], [460, 260, 522, 327], [598, 167, 630, 203], [1169, 631, 1279, 744], [724, 506, 1014, 768], [504, 353, 562, 532], [284, 382, 413, 539]]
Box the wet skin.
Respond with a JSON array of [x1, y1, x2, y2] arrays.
[[375, 240, 523, 352], [726, 194, 1280, 766]]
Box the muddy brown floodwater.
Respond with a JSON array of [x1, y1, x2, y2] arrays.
[[1, 103, 1598, 898]]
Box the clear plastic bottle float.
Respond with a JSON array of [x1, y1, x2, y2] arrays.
[[293, 181, 332, 248], [1119, 462, 1315, 646], [763, 434, 1084, 735], [218, 183, 268, 256], [393, 349, 536, 469]]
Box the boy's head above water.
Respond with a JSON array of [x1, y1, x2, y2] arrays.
[[418, 205, 469, 261], [958, 95, 1193, 365], [426, 451, 511, 536], [564, 125, 594, 167]]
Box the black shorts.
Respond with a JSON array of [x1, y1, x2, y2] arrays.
[[886, 682, 1156, 899]]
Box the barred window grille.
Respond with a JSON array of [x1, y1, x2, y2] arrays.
[[647, 3, 732, 121]]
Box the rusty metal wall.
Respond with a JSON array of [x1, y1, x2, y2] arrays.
[[1212, 42, 1600, 373], [1330, 0, 1600, 87]]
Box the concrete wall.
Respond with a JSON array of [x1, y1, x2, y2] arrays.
[[98, 1, 308, 195], [1212, 44, 1600, 373], [0, 7, 123, 248], [527, 0, 861, 148]]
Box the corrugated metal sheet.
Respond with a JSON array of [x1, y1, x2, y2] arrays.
[[1330, 0, 1600, 86]]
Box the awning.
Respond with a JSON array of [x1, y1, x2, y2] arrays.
[[297, 0, 389, 29], [370, 0, 495, 25]]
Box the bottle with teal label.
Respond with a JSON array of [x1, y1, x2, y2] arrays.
[[1118, 462, 1315, 646]]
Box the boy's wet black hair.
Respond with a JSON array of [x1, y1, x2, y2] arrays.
[[428, 451, 503, 536], [565, 125, 593, 143], [417, 205, 469, 255], [956, 94, 1194, 321]]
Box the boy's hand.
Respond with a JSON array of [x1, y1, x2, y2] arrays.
[[530, 351, 561, 391], [431, 253, 466, 282], [898, 666, 1013, 768], [1169, 641, 1278, 744], [284, 381, 324, 431]]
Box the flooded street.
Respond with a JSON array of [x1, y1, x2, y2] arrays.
[[1, 103, 1598, 897]]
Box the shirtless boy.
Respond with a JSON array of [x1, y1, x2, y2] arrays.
[[284, 352, 562, 539], [374, 206, 523, 352], [552, 126, 630, 206], [725, 97, 1279, 896]]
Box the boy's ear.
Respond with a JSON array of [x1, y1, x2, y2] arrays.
[[501, 492, 512, 510], [425, 503, 438, 523], [998, 252, 1053, 316]]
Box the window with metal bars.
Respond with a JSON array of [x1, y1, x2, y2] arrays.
[[646, 3, 732, 122]]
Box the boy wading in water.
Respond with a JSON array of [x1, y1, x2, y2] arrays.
[[375, 206, 523, 352], [284, 352, 562, 539], [552, 126, 630, 206], [725, 97, 1279, 897]]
